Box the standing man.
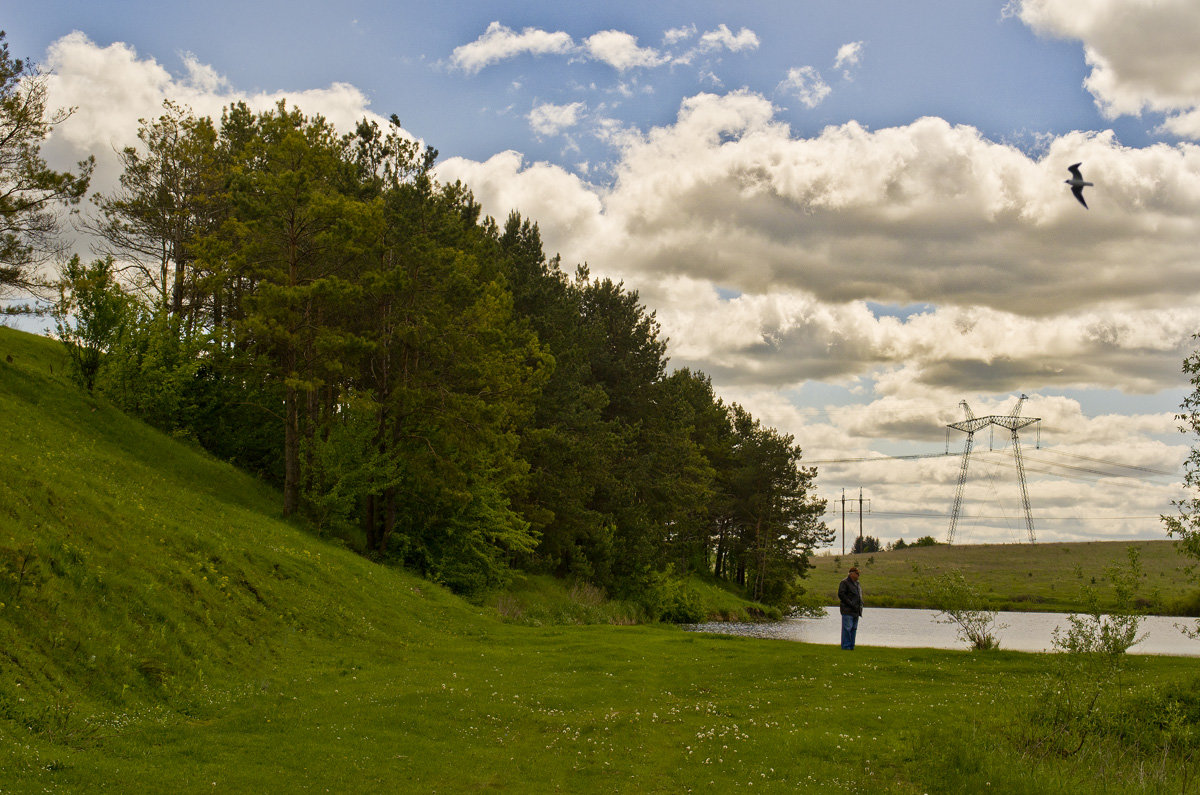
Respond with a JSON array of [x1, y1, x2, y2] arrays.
[[838, 566, 863, 650]]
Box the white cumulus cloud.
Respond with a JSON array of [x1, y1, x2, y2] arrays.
[[1014, 0, 1200, 137], [40, 32, 401, 201], [583, 30, 668, 71], [779, 66, 832, 108], [663, 24, 697, 46], [449, 21, 574, 75], [432, 90, 1200, 401], [834, 41, 864, 78], [697, 24, 760, 53], [528, 101, 587, 136]]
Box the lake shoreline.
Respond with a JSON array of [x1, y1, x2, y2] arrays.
[[689, 606, 1200, 657]]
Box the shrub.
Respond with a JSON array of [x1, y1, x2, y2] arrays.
[[636, 567, 705, 623], [914, 564, 1005, 650], [1022, 546, 1151, 758]]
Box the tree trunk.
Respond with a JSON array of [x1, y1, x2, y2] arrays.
[[283, 382, 300, 517], [365, 493, 378, 549]]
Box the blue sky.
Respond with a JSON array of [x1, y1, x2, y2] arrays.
[[10, 1, 1200, 545], [7, 1, 1160, 167]]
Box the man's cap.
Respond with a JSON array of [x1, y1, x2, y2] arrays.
[[848, 566, 859, 573]]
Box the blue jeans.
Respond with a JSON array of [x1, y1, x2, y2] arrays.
[[841, 614, 859, 650]]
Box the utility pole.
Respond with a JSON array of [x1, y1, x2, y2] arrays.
[[858, 487, 864, 545], [841, 489, 846, 554]]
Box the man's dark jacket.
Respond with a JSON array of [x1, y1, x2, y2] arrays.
[[838, 576, 863, 617]]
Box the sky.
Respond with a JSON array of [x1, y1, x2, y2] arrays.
[[8, 0, 1200, 548]]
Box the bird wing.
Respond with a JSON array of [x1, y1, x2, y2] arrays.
[[1071, 185, 1088, 208], [1067, 163, 1083, 180]]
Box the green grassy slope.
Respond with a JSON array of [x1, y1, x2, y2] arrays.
[[2, 326, 1198, 792], [0, 327, 494, 773], [806, 539, 1198, 614]]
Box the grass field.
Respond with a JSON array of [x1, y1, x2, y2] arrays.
[[3, 325, 1199, 793], [805, 539, 1200, 615]]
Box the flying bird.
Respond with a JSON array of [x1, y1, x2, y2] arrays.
[[1065, 162, 1093, 209]]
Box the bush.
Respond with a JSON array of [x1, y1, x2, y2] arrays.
[[52, 256, 131, 393], [636, 567, 705, 623], [914, 565, 1005, 650], [1022, 546, 1151, 758]]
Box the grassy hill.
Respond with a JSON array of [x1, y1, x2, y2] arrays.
[[2, 325, 1198, 792], [806, 542, 1200, 614], [805, 539, 1199, 615]]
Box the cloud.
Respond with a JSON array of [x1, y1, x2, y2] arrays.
[[697, 24, 760, 54], [44, 32, 392, 152], [663, 25, 697, 47], [834, 41, 864, 79], [447, 22, 756, 76], [40, 31, 401, 213], [528, 101, 587, 136], [449, 21, 574, 75], [583, 30, 668, 71], [35, 35, 1192, 544], [719, 384, 1184, 545], [435, 150, 604, 247], [673, 24, 761, 66], [434, 90, 1200, 401], [778, 66, 832, 108], [1014, 0, 1200, 136]]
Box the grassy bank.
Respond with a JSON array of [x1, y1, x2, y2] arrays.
[[488, 573, 783, 626], [805, 540, 1199, 615], [3, 326, 1199, 792]]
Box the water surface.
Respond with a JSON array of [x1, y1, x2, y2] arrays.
[[688, 607, 1200, 656]]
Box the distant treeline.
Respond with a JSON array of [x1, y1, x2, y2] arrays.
[[48, 99, 831, 603]]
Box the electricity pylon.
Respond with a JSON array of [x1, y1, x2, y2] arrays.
[[945, 394, 1041, 543]]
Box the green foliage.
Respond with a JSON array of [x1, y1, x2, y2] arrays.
[[1052, 546, 1147, 656], [853, 535, 881, 554], [912, 535, 941, 547], [490, 575, 644, 626], [915, 564, 1005, 650], [88, 99, 223, 319], [1022, 547, 1150, 759], [77, 99, 829, 608], [99, 308, 200, 426], [0, 32, 93, 303], [634, 566, 706, 623], [51, 256, 130, 392], [1165, 334, 1200, 638]]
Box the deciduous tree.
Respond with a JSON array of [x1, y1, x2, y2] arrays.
[[0, 31, 92, 306]]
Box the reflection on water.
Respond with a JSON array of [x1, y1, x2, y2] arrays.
[[688, 607, 1200, 656]]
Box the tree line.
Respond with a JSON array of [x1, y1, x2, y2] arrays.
[[7, 35, 834, 608]]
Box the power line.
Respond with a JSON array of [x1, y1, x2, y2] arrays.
[[806, 451, 950, 465], [1038, 448, 1179, 477], [820, 509, 1167, 521], [809, 445, 1181, 481]]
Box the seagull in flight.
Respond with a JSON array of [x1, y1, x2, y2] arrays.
[[1065, 162, 1093, 209]]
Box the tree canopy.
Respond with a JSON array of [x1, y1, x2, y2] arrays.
[[0, 31, 92, 307], [48, 98, 829, 606]]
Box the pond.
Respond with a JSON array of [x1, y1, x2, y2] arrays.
[[688, 607, 1200, 656]]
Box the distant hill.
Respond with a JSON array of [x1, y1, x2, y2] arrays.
[[805, 538, 1198, 615]]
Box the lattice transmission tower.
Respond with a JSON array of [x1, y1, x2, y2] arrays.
[[945, 394, 1041, 544]]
